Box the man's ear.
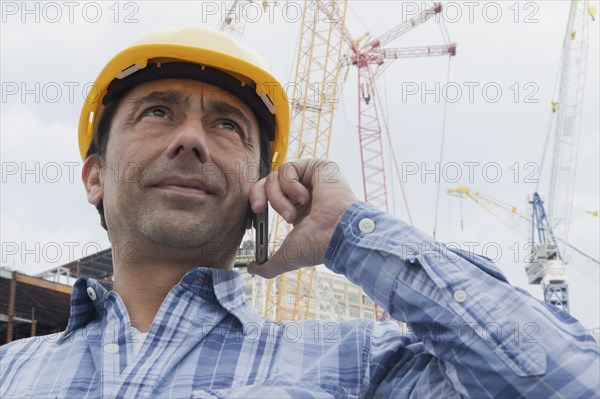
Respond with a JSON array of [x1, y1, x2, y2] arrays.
[[82, 154, 103, 206]]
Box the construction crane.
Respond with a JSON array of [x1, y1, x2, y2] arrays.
[[216, 0, 268, 41], [530, 0, 595, 313], [340, 2, 455, 320], [545, 0, 595, 248], [341, 2, 456, 213], [448, 186, 599, 308], [447, 186, 527, 234], [263, 0, 350, 321], [448, 1, 596, 314], [263, 1, 456, 322]]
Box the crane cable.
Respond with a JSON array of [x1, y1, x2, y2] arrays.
[[438, 5, 451, 44], [381, 69, 414, 225], [536, 50, 563, 193], [535, 0, 583, 192], [432, 6, 453, 238], [459, 194, 464, 231], [432, 55, 453, 239], [382, 72, 398, 218]]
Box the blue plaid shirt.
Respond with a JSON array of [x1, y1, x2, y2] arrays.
[[2, 202, 599, 398]]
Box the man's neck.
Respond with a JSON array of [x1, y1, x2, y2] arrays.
[[111, 252, 236, 333], [111, 261, 191, 332]]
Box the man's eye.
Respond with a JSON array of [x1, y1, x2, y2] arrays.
[[142, 107, 168, 118], [217, 120, 240, 132]]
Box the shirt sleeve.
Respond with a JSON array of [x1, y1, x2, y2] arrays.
[[324, 201, 600, 399]]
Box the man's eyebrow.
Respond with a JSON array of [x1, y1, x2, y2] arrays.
[[125, 90, 191, 120], [204, 101, 255, 136]]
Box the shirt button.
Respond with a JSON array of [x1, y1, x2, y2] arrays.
[[453, 290, 467, 303], [358, 218, 375, 234], [87, 287, 97, 301], [104, 343, 119, 354]]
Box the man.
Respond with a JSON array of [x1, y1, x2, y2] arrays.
[[1, 26, 598, 398]]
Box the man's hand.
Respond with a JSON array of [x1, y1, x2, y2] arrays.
[[247, 159, 358, 278]]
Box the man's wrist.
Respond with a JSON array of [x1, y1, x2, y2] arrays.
[[323, 200, 365, 269]]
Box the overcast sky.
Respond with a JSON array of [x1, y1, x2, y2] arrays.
[[1, 1, 599, 328]]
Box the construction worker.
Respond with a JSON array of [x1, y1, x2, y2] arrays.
[[1, 27, 598, 398]]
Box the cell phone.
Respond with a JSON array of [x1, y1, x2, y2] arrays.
[[253, 207, 268, 264]]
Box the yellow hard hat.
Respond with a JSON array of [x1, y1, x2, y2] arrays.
[[78, 26, 289, 170]]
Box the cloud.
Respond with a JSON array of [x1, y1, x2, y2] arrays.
[[1, 105, 110, 275]]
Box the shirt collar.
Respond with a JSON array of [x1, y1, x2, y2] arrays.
[[59, 267, 262, 342], [180, 267, 264, 330]]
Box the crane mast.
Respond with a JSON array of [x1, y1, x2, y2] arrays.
[[529, 0, 593, 313], [343, 2, 456, 213], [265, 0, 349, 321], [546, 0, 591, 255], [528, 193, 570, 311]]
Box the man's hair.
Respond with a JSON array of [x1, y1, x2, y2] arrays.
[[85, 87, 273, 231]]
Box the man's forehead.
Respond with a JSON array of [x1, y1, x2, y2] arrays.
[[121, 79, 252, 110]]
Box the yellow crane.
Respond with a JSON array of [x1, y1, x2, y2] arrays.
[[447, 186, 599, 283], [264, 0, 349, 321]]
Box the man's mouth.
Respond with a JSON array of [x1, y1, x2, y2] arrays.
[[150, 176, 214, 197]]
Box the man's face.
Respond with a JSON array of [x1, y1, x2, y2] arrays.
[[87, 79, 262, 266]]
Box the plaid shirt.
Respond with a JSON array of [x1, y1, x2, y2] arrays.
[[2, 202, 598, 398]]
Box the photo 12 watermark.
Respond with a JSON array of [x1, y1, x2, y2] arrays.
[[400, 81, 540, 104], [200, 1, 344, 25], [400, 1, 540, 24], [1, 1, 140, 24], [1, 241, 137, 266], [400, 161, 540, 184]]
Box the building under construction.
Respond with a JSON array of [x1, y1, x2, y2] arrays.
[[0, 250, 113, 344]]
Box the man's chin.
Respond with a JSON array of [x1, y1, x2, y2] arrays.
[[142, 219, 213, 246]]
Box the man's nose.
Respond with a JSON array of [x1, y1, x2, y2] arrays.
[[165, 119, 210, 163]]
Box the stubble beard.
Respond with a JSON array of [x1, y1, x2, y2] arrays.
[[128, 194, 248, 266]]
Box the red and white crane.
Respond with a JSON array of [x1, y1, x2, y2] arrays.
[[338, 2, 455, 320], [341, 3, 455, 216]]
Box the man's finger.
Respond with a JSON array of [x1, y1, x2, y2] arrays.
[[248, 177, 268, 213], [278, 162, 310, 206], [264, 172, 297, 223]]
